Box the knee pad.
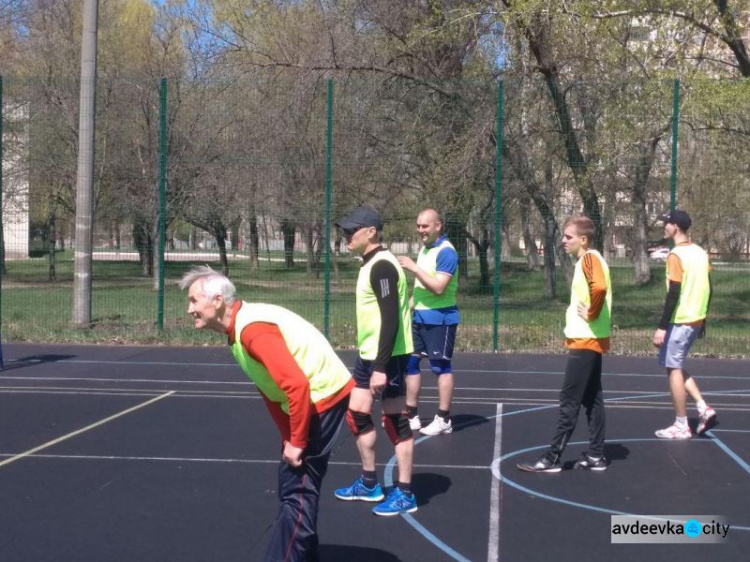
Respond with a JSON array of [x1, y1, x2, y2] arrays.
[[406, 354, 421, 375], [346, 410, 374, 436], [382, 413, 413, 445], [429, 359, 452, 375]]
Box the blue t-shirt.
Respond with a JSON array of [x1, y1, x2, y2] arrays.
[[413, 235, 460, 325]]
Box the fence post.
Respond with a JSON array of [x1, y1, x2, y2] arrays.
[[324, 78, 333, 339], [670, 79, 680, 211], [493, 80, 505, 352], [157, 77, 167, 332]]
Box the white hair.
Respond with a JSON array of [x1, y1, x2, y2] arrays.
[[179, 265, 236, 304]]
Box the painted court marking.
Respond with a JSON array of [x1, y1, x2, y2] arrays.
[[0, 391, 175, 469], [7, 357, 750, 380], [491, 439, 750, 532], [488, 403, 503, 562], [383, 389, 750, 561]]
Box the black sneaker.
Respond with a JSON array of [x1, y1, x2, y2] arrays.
[[573, 453, 608, 471], [517, 456, 561, 473]]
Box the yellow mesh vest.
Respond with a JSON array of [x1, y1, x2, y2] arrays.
[[231, 303, 352, 412], [564, 250, 612, 339], [668, 244, 710, 324], [413, 239, 458, 310], [356, 250, 414, 360]]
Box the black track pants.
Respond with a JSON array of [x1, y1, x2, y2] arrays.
[[546, 349, 605, 461]]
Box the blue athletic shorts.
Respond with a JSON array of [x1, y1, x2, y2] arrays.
[[353, 355, 409, 399], [412, 323, 457, 360]]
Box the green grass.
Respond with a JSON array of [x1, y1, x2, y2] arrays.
[[2, 253, 748, 357]]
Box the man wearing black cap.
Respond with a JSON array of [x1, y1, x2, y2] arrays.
[[653, 209, 717, 439], [333, 206, 418, 516]]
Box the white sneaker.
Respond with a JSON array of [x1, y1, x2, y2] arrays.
[[419, 415, 453, 436], [655, 423, 691, 440], [697, 407, 717, 434], [408, 415, 422, 431]]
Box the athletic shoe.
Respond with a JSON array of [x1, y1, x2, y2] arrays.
[[419, 415, 452, 436], [573, 453, 608, 471], [334, 477, 384, 502], [655, 423, 691, 440], [409, 415, 422, 431], [696, 407, 717, 434], [517, 456, 561, 473], [372, 487, 418, 516]]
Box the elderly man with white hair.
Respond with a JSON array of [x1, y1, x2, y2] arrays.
[[180, 266, 354, 562]]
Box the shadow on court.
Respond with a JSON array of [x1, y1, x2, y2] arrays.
[[0, 354, 77, 371], [411, 472, 452, 507], [560, 443, 631, 470], [319, 544, 405, 561], [449, 413, 491, 433]]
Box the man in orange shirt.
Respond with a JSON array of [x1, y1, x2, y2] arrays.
[[652, 210, 717, 439], [180, 266, 354, 562], [518, 216, 612, 473]]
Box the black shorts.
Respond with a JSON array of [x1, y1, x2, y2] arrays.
[[353, 355, 409, 399], [412, 323, 457, 360]]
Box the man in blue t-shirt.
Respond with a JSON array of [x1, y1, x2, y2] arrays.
[[398, 209, 460, 436]]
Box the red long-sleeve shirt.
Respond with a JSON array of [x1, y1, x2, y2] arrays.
[[225, 301, 353, 448]]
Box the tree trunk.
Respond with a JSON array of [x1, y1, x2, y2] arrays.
[[190, 226, 197, 251], [246, 212, 259, 269], [542, 216, 557, 299], [48, 208, 57, 281], [216, 227, 229, 276], [134, 219, 153, 276], [229, 217, 241, 252], [501, 224, 511, 259], [281, 220, 295, 268], [631, 135, 664, 285], [73, 0, 99, 326], [521, 12, 604, 250], [520, 197, 539, 271], [304, 226, 316, 276]]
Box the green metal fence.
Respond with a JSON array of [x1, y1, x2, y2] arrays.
[[1, 73, 748, 356]]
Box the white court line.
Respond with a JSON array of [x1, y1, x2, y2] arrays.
[[488, 403, 503, 562], [0, 391, 175, 469], [0, 452, 488, 470], [6, 358, 750, 380], [2, 387, 748, 411], [0, 375, 252, 386], [1, 377, 704, 395]]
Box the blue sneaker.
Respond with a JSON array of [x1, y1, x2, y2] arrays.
[[334, 477, 384, 502], [372, 487, 418, 516]]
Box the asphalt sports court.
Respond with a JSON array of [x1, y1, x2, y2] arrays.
[[1, 343, 748, 561]]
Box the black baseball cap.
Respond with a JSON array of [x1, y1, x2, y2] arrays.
[[335, 206, 383, 232], [660, 209, 691, 231]]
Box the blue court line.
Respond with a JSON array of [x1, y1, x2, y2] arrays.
[[384, 390, 750, 560], [383, 392, 674, 561], [706, 430, 750, 476], [712, 428, 750, 433], [492, 439, 750, 532]]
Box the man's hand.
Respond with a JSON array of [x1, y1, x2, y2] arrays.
[[282, 441, 304, 468], [370, 370, 387, 397], [397, 256, 417, 273], [653, 328, 667, 348], [576, 303, 590, 321]]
